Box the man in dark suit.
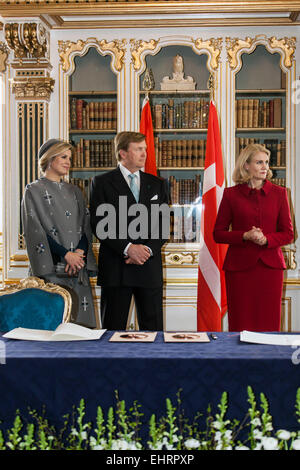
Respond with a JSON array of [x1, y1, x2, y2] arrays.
[[90, 131, 169, 331]]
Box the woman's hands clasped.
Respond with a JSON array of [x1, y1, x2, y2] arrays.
[[64, 249, 85, 276], [243, 226, 267, 246]]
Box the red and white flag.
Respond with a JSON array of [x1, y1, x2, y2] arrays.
[[197, 101, 228, 331], [140, 95, 157, 176]]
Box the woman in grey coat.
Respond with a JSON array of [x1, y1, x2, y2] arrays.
[[21, 139, 98, 328]]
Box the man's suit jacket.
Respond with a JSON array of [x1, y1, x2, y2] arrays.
[[90, 167, 169, 287], [213, 180, 294, 271]]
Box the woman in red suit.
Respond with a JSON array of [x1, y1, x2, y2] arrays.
[[213, 144, 294, 332]]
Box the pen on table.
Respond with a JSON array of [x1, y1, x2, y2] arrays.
[[210, 334, 218, 340]]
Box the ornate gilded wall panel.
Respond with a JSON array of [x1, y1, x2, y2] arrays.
[[58, 37, 126, 75]]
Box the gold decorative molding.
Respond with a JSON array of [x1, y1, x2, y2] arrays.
[[226, 35, 296, 71], [225, 37, 254, 70], [98, 39, 126, 72], [193, 38, 222, 70], [58, 37, 126, 73], [130, 39, 159, 71], [12, 76, 55, 100], [163, 251, 198, 266], [0, 276, 72, 323], [4, 22, 48, 61], [0, 42, 9, 73], [282, 247, 297, 270], [10, 254, 28, 262], [268, 36, 297, 69]]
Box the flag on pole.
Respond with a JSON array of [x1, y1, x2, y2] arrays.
[[197, 101, 228, 332], [140, 95, 157, 176]]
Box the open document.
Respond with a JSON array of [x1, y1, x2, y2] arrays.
[[240, 330, 300, 346], [3, 323, 106, 342]]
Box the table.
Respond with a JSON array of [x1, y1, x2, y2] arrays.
[[0, 331, 299, 439]]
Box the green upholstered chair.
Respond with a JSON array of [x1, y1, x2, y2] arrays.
[[0, 276, 72, 332]]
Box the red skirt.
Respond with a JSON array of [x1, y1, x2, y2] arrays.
[[225, 259, 284, 332]]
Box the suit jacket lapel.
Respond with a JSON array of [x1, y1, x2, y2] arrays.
[[139, 171, 153, 205], [110, 167, 136, 203]]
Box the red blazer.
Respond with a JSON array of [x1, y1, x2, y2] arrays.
[[213, 180, 294, 271]]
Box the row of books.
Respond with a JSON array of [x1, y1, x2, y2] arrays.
[[168, 175, 201, 205], [235, 98, 282, 128], [155, 137, 207, 168], [69, 98, 117, 130], [270, 178, 286, 187], [151, 98, 209, 130], [235, 137, 286, 167], [170, 210, 201, 243], [70, 178, 92, 205], [70, 174, 202, 208], [71, 139, 116, 168]]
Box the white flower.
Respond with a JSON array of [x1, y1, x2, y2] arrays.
[[184, 438, 200, 449], [254, 442, 263, 450], [213, 421, 222, 430], [277, 430, 291, 441], [235, 445, 250, 450], [253, 429, 263, 440], [127, 442, 141, 450], [261, 437, 278, 450], [292, 439, 300, 450], [265, 423, 274, 432], [149, 442, 163, 450], [111, 439, 131, 450], [80, 431, 87, 440], [251, 418, 261, 427]]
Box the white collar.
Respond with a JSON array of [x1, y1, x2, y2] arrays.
[[119, 163, 140, 181]]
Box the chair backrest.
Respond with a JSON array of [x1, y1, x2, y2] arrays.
[[0, 276, 72, 332]]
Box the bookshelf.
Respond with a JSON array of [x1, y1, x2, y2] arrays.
[[140, 89, 208, 243], [235, 45, 287, 187], [68, 48, 118, 205], [138, 45, 211, 245]]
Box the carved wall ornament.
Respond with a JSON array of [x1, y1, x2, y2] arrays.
[[0, 43, 9, 73], [58, 37, 126, 74], [193, 38, 222, 71], [11, 76, 55, 100], [226, 35, 296, 71], [4, 22, 48, 61], [225, 37, 254, 70], [163, 251, 198, 266], [130, 39, 159, 71], [268, 36, 296, 69]]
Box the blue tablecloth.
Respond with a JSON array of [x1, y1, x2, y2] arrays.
[[0, 331, 299, 436]]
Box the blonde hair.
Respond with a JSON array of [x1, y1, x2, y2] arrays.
[[232, 143, 272, 184], [39, 140, 73, 176], [114, 131, 146, 162]]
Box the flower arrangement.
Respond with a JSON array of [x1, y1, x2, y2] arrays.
[[0, 386, 299, 450]]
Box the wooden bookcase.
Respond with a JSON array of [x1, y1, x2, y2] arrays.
[[68, 48, 118, 205], [234, 44, 286, 187], [139, 45, 211, 244]]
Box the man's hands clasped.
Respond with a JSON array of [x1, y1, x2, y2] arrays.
[[125, 244, 151, 265]]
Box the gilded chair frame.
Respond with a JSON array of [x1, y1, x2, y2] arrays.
[[0, 276, 72, 323]]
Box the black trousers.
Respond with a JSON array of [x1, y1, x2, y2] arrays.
[[100, 286, 163, 331]]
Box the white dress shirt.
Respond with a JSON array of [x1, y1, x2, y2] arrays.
[[118, 163, 152, 258]]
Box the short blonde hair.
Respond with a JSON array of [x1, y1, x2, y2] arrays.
[[233, 143, 272, 184], [114, 131, 146, 162], [39, 140, 73, 176]]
